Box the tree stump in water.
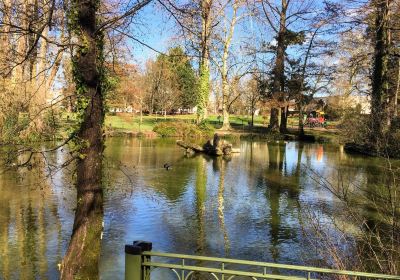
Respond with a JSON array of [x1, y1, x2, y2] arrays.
[[177, 133, 239, 156]]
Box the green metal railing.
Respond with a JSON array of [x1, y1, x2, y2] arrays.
[[125, 241, 400, 280]]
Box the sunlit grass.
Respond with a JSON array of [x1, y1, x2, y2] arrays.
[[62, 112, 340, 142], [105, 115, 155, 132]]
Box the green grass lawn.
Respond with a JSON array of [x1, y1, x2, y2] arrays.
[[105, 115, 155, 132], [62, 112, 291, 131], [104, 114, 199, 132], [61, 112, 340, 141], [104, 114, 268, 132], [207, 115, 266, 127]]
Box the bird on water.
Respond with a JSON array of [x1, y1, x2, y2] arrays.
[[163, 163, 172, 170]]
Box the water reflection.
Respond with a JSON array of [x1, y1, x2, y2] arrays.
[[1, 138, 399, 279], [194, 155, 207, 255], [0, 157, 67, 279], [214, 157, 230, 255]]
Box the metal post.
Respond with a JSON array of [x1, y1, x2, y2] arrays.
[[125, 241, 152, 280], [125, 244, 142, 280]]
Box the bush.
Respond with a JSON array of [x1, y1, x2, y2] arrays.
[[42, 109, 62, 139], [339, 110, 400, 158], [338, 108, 369, 144], [385, 124, 400, 157], [1, 112, 20, 143], [302, 162, 400, 274], [197, 121, 215, 135]]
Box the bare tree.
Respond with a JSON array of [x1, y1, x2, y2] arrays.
[[243, 74, 262, 126], [0, 0, 67, 140], [213, 0, 247, 130]]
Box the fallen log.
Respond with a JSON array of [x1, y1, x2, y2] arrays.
[[176, 140, 204, 153]]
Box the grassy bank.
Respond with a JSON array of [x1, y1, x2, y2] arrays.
[[61, 112, 340, 142], [103, 113, 267, 134]]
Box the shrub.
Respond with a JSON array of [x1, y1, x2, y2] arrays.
[[339, 110, 400, 158], [338, 108, 369, 144], [42, 109, 62, 140]]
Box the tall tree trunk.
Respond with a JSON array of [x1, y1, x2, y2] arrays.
[[370, 0, 390, 148], [395, 58, 400, 117], [60, 0, 104, 278], [0, 0, 11, 77], [221, 74, 230, 129], [220, 0, 238, 130], [37, 26, 49, 105], [13, 0, 29, 98], [280, 106, 287, 133], [139, 98, 143, 132], [29, 24, 48, 132], [387, 3, 399, 125], [0, 0, 12, 135], [298, 103, 305, 136], [197, 0, 212, 123], [269, 0, 287, 132], [27, 0, 39, 84], [45, 47, 64, 96], [221, 66, 230, 130], [297, 27, 319, 137], [269, 108, 279, 131]]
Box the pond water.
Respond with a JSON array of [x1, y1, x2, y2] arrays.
[[0, 137, 392, 279]]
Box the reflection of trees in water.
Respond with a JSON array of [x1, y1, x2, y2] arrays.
[[213, 157, 230, 255], [190, 155, 207, 280], [246, 141, 266, 192], [195, 155, 207, 255], [188, 155, 231, 280], [356, 163, 400, 274], [0, 163, 63, 279], [302, 148, 400, 274], [0, 169, 11, 279], [265, 141, 302, 263], [266, 142, 286, 262], [4, 139, 396, 277], [106, 138, 193, 201]]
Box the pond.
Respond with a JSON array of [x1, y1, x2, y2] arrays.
[[0, 137, 393, 279]]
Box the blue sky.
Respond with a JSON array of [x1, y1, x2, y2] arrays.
[[127, 1, 265, 70], [128, 3, 177, 67], [127, 0, 328, 62]]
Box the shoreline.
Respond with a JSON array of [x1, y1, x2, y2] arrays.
[[104, 127, 341, 144]]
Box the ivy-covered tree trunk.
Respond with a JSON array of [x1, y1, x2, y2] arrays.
[[369, 0, 390, 148], [197, 0, 212, 123], [60, 0, 104, 278], [387, 1, 399, 123], [198, 63, 210, 123]]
